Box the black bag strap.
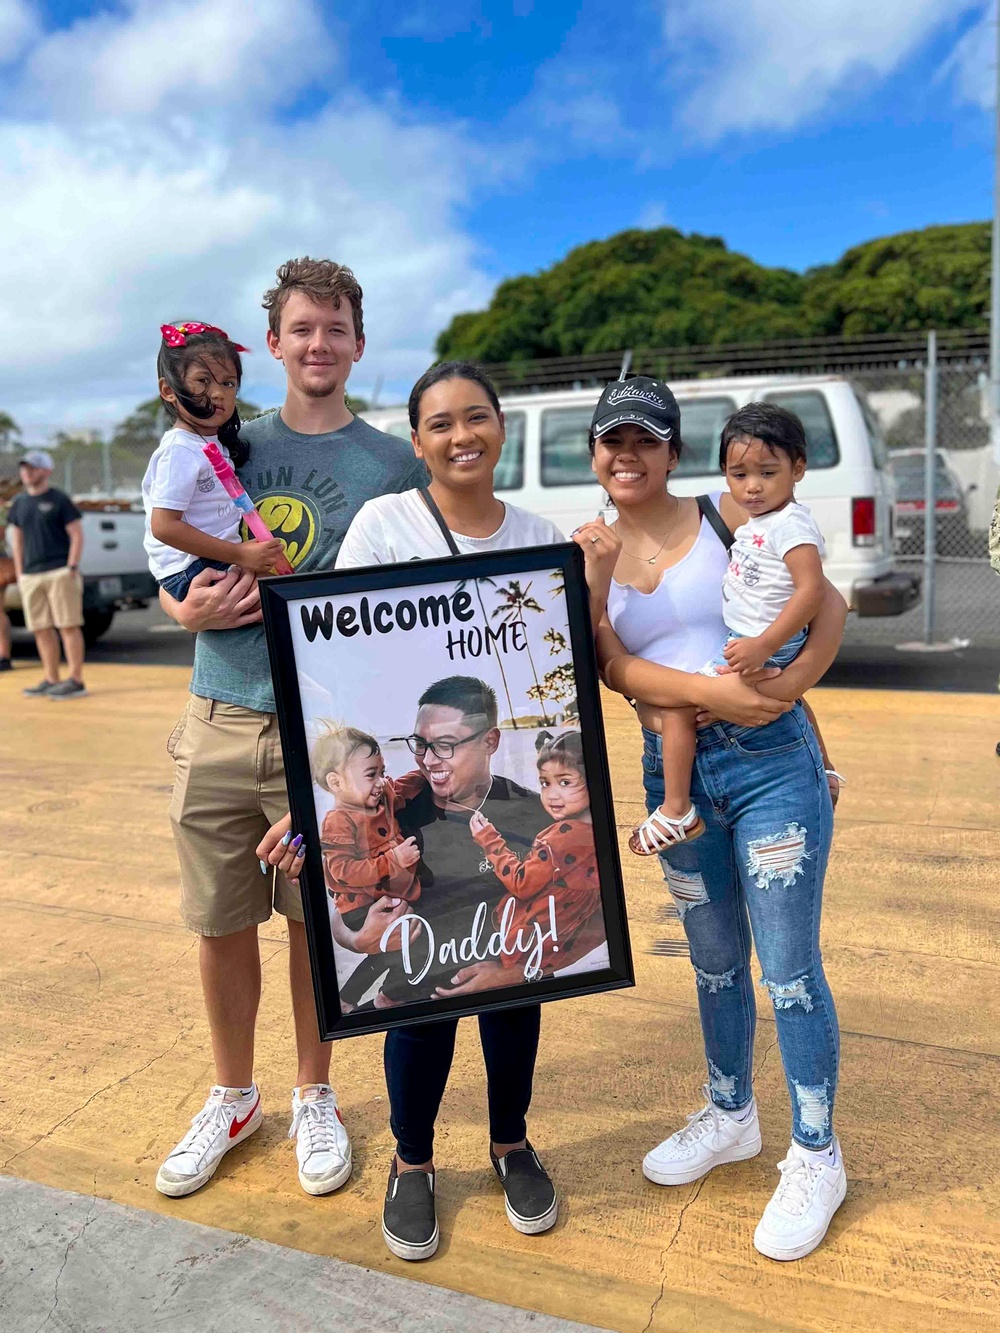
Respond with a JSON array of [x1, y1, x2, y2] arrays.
[[418, 487, 461, 556], [697, 493, 734, 553]]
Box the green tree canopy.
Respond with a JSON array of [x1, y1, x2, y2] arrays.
[[436, 222, 989, 362], [0, 410, 21, 453], [111, 396, 261, 450]]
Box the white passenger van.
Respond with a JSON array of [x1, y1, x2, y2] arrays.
[[363, 374, 919, 616]]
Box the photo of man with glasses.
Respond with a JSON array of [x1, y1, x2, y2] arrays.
[[330, 673, 548, 1005]]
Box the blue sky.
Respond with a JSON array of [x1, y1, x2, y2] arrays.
[[0, 0, 992, 430], [336, 0, 993, 275]]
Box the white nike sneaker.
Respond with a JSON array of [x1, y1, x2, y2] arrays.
[[754, 1139, 847, 1261], [156, 1085, 262, 1198], [643, 1085, 762, 1186], [289, 1084, 352, 1195]]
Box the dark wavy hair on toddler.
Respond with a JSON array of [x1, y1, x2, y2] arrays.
[[534, 729, 586, 782], [157, 327, 249, 467]]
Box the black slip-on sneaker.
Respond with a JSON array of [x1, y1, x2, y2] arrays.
[[382, 1161, 439, 1261], [490, 1141, 558, 1235], [0, 657, 12, 671]]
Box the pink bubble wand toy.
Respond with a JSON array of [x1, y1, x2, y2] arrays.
[[203, 441, 295, 576]]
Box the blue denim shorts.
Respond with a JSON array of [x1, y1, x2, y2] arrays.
[[701, 626, 808, 676], [158, 557, 232, 602]]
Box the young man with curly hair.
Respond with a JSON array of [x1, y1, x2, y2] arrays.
[[155, 259, 425, 1200]]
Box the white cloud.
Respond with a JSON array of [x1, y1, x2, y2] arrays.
[[0, 1, 492, 430], [937, 5, 993, 109], [0, 0, 37, 64], [24, 0, 334, 117], [662, 0, 982, 140], [637, 201, 668, 229], [518, 60, 633, 154]]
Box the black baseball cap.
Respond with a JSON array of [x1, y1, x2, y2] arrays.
[[591, 376, 680, 442]]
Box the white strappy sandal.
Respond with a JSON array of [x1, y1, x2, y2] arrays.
[[629, 805, 705, 856]]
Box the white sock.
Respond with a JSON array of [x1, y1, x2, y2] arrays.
[[799, 1139, 839, 1168], [212, 1084, 256, 1100], [720, 1101, 754, 1122]]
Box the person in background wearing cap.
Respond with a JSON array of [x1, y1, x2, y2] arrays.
[[589, 377, 850, 1263], [6, 450, 87, 699]]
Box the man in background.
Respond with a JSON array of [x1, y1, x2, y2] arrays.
[[0, 484, 15, 670], [7, 449, 87, 699]]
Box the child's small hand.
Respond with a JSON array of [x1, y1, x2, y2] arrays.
[[236, 537, 287, 576], [256, 812, 305, 882], [390, 836, 420, 870], [722, 636, 769, 675], [469, 810, 489, 836]]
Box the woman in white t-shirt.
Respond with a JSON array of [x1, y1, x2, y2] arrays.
[[263, 361, 616, 1263], [336, 391, 562, 567]]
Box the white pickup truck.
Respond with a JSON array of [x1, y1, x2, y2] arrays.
[[3, 501, 158, 644]]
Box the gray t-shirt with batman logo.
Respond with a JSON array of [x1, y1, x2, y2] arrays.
[[191, 409, 426, 713]]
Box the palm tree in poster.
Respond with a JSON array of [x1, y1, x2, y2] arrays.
[[543, 626, 567, 656], [456, 576, 519, 729], [492, 578, 552, 725]]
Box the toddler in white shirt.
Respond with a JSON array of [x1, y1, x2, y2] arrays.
[[631, 402, 827, 855], [142, 322, 284, 601]]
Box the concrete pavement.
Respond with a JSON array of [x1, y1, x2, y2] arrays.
[[0, 664, 998, 1331], [0, 1175, 602, 1332]]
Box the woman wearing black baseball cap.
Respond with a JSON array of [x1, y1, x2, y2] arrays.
[[588, 377, 849, 1262]]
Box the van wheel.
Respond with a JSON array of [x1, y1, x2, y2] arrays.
[[83, 608, 115, 645]]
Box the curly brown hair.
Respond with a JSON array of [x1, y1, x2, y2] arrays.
[[262, 257, 364, 340]]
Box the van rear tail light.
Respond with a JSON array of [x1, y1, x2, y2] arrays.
[[852, 497, 875, 547]]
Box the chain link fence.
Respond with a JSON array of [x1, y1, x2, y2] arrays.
[[848, 354, 1000, 650], [3, 333, 999, 649], [0, 440, 150, 505]]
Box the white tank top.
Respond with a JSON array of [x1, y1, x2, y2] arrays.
[[607, 492, 730, 672]]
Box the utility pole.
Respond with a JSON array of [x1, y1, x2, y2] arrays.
[[923, 331, 938, 645], [991, 0, 1000, 463]]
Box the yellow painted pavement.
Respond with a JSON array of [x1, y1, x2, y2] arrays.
[[1, 664, 998, 1331]]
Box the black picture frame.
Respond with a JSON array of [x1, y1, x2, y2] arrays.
[[261, 542, 633, 1040]]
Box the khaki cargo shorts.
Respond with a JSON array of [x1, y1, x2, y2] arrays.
[[168, 695, 304, 936], [20, 566, 84, 631]]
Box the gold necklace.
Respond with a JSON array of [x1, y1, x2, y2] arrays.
[[614, 499, 679, 565]]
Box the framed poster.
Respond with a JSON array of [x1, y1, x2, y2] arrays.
[[261, 542, 633, 1040]]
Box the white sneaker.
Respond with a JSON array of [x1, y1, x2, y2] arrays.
[[289, 1084, 352, 1195], [754, 1139, 847, 1261], [156, 1085, 262, 1198], [643, 1085, 762, 1186]]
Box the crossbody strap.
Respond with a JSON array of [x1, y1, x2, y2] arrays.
[[418, 487, 461, 556], [696, 493, 734, 553]]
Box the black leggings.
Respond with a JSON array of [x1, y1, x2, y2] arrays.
[[384, 1006, 541, 1165]]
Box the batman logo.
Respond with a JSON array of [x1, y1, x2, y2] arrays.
[[244, 495, 318, 568]]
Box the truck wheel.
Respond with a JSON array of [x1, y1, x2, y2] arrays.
[[83, 608, 115, 645]]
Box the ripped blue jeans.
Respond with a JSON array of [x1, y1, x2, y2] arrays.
[[642, 704, 840, 1148]]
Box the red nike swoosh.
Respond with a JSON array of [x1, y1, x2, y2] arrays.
[[229, 1095, 260, 1138]]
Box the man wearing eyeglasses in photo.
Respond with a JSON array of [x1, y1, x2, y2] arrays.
[[331, 673, 548, 1000]]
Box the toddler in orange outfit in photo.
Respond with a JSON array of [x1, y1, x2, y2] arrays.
[[470, 730, 601, 980], [314, 725, 426, 1008]]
